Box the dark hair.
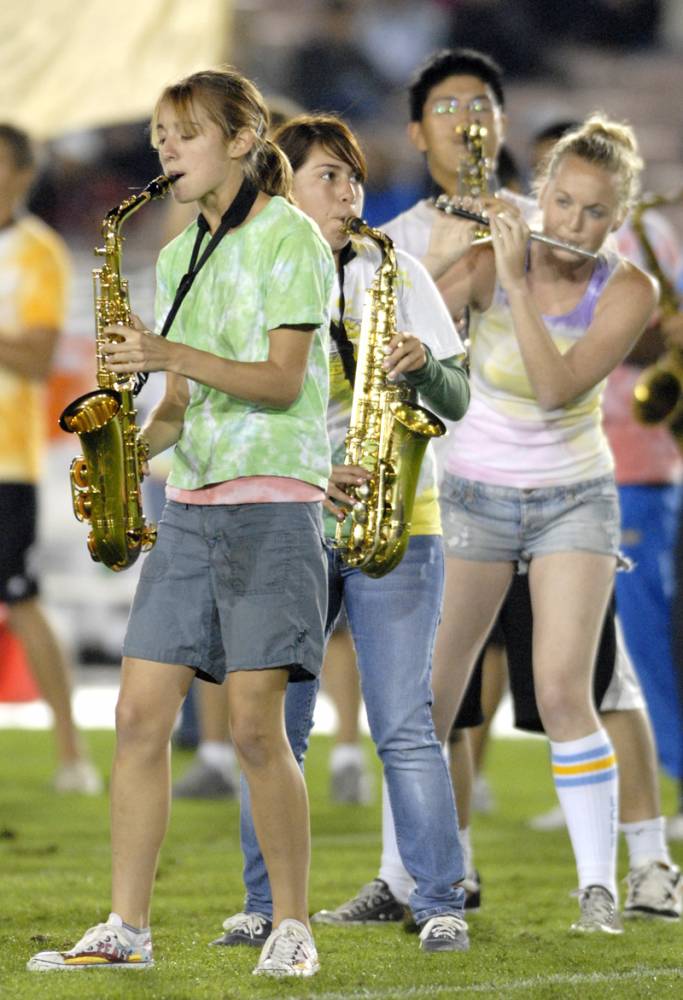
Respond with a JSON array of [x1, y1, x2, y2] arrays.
[[272, 114, 368, 184], [151, 66, 292, 198], [532, 120, 580, 147], [0, 123, 35, 171], [408, 48, 505, 121]]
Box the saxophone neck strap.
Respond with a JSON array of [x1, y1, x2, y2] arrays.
[[134, 176, 259, 395], [330, 241, 358, 389]]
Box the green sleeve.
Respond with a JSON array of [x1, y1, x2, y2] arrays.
[[403, 348, 470, 421]]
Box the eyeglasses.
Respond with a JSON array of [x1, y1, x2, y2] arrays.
[[430, 97, 494, 116]]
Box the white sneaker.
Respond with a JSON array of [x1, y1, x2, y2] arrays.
[[528, 804, 565, 832], [418, 914, 470, 952], [570, 886, 623, 935], [53, 760, 103, 796], [27, 913, 153, 970], [624, 861, 682, 921], [253, 919, 319, 977]]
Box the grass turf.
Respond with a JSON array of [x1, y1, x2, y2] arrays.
[[0, 728, 681, 999]]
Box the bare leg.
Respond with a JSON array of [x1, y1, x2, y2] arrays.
[[111, 659, 194, 927], [449, 732, 473, 831], [228, 668, 311, 929], [431, 558, 514, 743], [198, 678, 231, 742], [7, 597, 82, 764], [323, 628, 361, 745], [602, 709, 660, 822], [529, 553, 615, 740]]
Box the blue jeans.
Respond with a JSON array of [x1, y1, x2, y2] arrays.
[[240, 534, 465, 925]]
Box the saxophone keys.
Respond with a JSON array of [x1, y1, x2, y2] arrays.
[[71, 457, 89, 489]]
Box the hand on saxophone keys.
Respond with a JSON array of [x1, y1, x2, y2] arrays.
[[382, 332, 427, 380], [102, 314, 167, 373], [324, 464, 371, 522]]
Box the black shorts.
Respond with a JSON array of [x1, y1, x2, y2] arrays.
[[0, 483, 39, 604], [450, 574, 616, 737]]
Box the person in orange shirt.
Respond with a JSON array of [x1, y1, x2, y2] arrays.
[[0, 123, 101, 795]]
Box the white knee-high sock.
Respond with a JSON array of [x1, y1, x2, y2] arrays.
[[550, 729, 619, 899], [378, 777, 415, 905]]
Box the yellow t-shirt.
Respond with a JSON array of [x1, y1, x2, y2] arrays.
[[0, 215, 70, 483]]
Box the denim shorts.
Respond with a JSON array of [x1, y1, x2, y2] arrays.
[[440, 472, 622, 573], [123, 501, 328, 682]]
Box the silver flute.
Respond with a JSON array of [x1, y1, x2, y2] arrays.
[[434, 198, 600, 261]]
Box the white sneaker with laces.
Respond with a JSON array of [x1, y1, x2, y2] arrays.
[[624, 861, 682, 920], [419, 914, 469, 952], [528, 804, 565, 832], [27, 913, 153, 970], [210, 911, 272, 946], [53, 760, 103, 796], [253, 919, 319, 977]]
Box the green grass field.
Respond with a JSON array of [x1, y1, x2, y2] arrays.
[[1, 729, 681, 999]]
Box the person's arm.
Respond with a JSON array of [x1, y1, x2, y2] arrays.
[[141, 371, 190, 459], [403, 350, 469, 421], [490, 211, 659, 411], [102, 314, 317, 410], [0, 325, 58, 380]]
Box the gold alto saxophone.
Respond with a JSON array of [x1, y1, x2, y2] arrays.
[[335, 218, 447, 578], [631, 189, 683, 447], [60, 175, 172, 571]]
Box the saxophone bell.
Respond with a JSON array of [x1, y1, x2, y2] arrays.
[[61, 175, 170, 570]]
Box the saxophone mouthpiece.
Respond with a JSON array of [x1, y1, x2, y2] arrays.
[[344, 216, 368, 236]]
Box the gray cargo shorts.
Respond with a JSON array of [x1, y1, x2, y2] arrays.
[[123, 500, 327, 683]]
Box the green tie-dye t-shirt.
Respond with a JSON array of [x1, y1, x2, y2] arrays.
[[155, 197, 333, 490]]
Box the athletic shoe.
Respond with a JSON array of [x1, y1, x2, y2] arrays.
[[252, 919, 319, 977], [418, 914, 469, 952], [666, 813, 683, 841], [570, 886, 623, 934], [330, 760, 373, 804], [27, 914, 153, 971], [311, 878, 406, 925], [53, 760, 103, 796], [528, 804, 565, 832], [623, 861, 682, 921], [172, 760, 237, 800], [210, 911, 272, 947], [404, 870, 481, 934]]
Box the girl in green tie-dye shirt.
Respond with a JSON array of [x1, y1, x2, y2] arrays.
[[28, 69, 331, 979]]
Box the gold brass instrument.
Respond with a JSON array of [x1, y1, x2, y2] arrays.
[[334, 217, 447, 578], [631, 189, 683, 445], [60, 175, 172, 571]]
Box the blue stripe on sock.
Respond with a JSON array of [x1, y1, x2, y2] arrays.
[[551, 744, 611, 765], [554, 767, 618, 788]]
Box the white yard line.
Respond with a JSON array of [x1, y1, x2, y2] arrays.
[[311, 966, 683, 1000]]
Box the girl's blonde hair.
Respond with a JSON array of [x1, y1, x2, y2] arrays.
[[535, 113, 643, 214], [151, 66, 292, 199]]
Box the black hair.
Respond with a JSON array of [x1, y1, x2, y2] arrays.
[[408, 48, 505, 121]]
